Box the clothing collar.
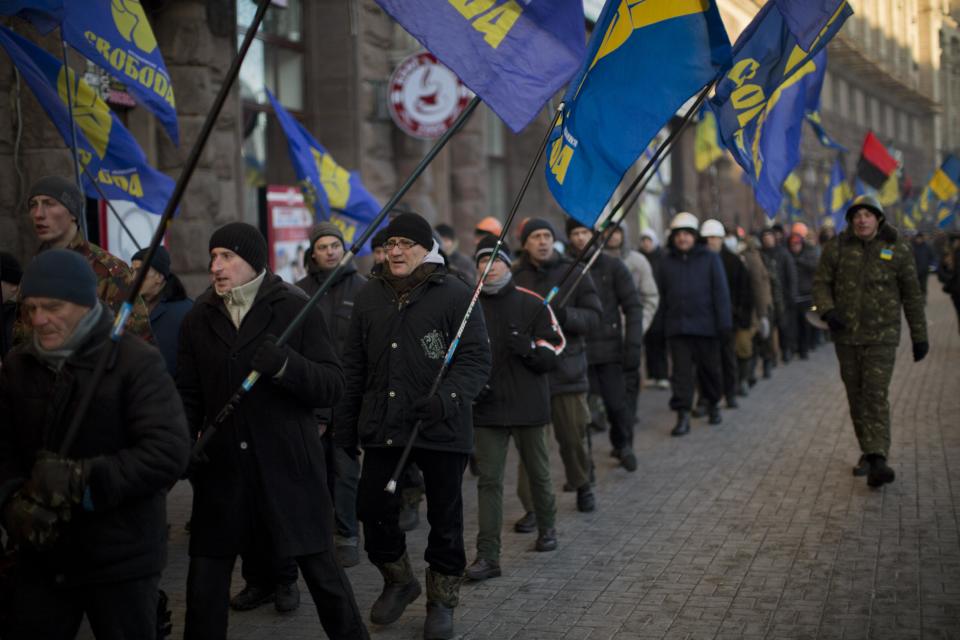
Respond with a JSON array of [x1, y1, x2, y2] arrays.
[[480, 269, 512, 295], [217, 270, 266, 328]]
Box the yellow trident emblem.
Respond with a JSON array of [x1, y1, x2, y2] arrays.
[[112, 0, 158, 53], [311, 148, 352, 209], [592, 0, 709, 69], [57, 67, 113, 161]]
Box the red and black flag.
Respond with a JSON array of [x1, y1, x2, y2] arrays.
[[856, 131, 898, 190]]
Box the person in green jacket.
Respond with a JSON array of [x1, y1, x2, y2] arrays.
[[813, 195, 928, 488]]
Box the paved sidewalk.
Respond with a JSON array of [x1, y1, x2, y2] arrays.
[[99, 291, 960, 639]]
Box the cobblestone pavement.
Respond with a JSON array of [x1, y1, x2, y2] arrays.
[[88, 290, 960, 639]]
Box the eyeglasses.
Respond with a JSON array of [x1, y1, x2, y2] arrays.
[[383, 239, 418, 250]]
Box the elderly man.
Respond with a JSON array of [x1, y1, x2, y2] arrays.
[[813, 195, 927, 487], [177, 222, 367, 639], [337, 212, 491, 639], [14, 176, 152, 345], [0, 249, 189, 638]]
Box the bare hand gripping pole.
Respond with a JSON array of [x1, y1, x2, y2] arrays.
[[192, 96, 484, 460], [384, 104, 565, 493], [57, 0, 274, 456]]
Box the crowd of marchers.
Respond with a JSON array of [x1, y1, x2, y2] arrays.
[[0, 176, 953, 640]]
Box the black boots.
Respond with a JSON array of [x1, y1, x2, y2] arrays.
[[513, 511, 537, 533], [708, 405, 722, 425], [852, 454, 870, 477], [535, 528, 558, 552], [619, 446, 638, 472], [866, 454, 896, 488], [371, 553, 422, 625], [424, 569, 461, 639], [671, 411, 690, 436], [576, 484, 596, 512], [464, 558, 501, 581]]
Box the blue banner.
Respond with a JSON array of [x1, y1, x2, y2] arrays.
[[824, 156, 852, 230], [375, 0, 585, 133], [709, 1, 851, 217], [267, 91, 383, 256], [774, 0, 849, 51], [546, 0, 732, 227], [806, 110, 846, 151], [61, 0, 179, 145], [0, 0, 62, 33], [0, 25, 174, 214]]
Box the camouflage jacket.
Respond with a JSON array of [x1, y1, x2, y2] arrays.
[[812, 223, 926, 346], [13, 232, 154, 346]]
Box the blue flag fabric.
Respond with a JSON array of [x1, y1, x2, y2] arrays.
[[0, 25, 174, 214], [708, 0, 851, 217], [267, 91, 383, 256], [0, 0, 62, 33], [546, 0, 732, 227], [374, 0, 585, 134], [806, 110, 846, 151], [824, 156, 852, 230], [774, 0, 849, 51], [60, 1, 178, 145], [938, 200, 959, 229]]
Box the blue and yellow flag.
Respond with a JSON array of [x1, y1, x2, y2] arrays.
[[806, 110, 846, 151], [709, 0, 851, 217], [267, 91, 382, 256], [375, 0, 585, 133], [61, 1, 178, 145], [695, 108, 725, 172], [547, 0, 732, 227], [0, 25, 174, 214], [927, 155, 960, 202], [783, 170, 802, 218], [938, 200, 959, 229], [824, 156, 853, 230], [0, 0, 62, 33]]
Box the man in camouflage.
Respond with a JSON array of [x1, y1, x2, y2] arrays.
[[12, 176, 152, 345], [813, 195, 928, 488]]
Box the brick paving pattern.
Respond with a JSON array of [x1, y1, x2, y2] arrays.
[[83, 291, 960, 639]]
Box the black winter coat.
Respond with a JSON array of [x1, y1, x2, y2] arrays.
[[660, 244, 733, 338], [719, 247, 754, 329], [584, 252, 643, 367], [149, 297, 193, 377], [512, 253, 601, 395], [642, 247, 666, 336], [763, 245, 798, 310], [0, 307, 189, 586], [336, 265, 491, 455], [177, 273, 343, 558], [296, 262, 367, 357], [790, 243, 819, 303], [474, 280, 564, 427]]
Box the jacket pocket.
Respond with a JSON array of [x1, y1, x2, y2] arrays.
[[417, 417, 457, 444]]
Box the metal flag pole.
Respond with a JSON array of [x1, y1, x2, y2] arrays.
[[57, 0, 274, 455], [59, 32, 87, 238], [80, 163, 142, 251], [384, 103, 565, 493], [192, 95, 484, 460]]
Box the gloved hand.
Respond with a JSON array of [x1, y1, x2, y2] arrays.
[[475, 383, 493, 403], [759, 317, 771, 340], [411, 395, 445, 426], [821, 310, 846, 332], [913, 341, 929, 362], [1, 489, 61, 550], [251, 335, 289, 377], [506, 328, 534, 357], [623, 348, 641, 372], [551, 305, 567, 326], [25, 451, 89, 515]]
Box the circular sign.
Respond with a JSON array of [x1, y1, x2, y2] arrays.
[[388, 52, 471, 140]]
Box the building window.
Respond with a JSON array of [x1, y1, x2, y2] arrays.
[[898, 111, 909, 144], [837, 77, 849, 119]]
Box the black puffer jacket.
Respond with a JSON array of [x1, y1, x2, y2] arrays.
[[512, 253, 601, 395], [584, 252, 643, 367], [296, 261, 367, 357], [474, 280, 564, 427], [177, 273, 343, 558], [790, 243, 819, 304], [336, 265, 491, 454], [718, 247, 754, 330], [0, 306, 189, 586]]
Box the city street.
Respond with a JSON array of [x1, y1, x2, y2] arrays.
[[140, 290, 958, 639]]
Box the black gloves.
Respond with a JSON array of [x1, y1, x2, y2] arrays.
[[2, 489, 61, 550], [411, 395, 445, 426], [26, 451, 90, 515], [821, 310, 846, 332], [913, 341, 929, 362], [506, 328, 534, 357], [252, 334, 289, 377]]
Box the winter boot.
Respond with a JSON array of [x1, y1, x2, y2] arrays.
[[762, 358, 773, 379], [852, 454, 870, 477], [513, 511, 537, 533], [619, 446, 638, 472], [671, 411, 690, 437], [708, 405, 722, 425], [398, 486, 423, 532], [274, 582, 300, 613], [424, 569, 461, 640], [576, 484, 595, 512], [370, 553, 422, 626], [229, 583, 274, 611], [866, 454, 896, 488], [726, 395, 739, 409]]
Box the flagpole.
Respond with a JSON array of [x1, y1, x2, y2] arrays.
[[384, 103, 565, 493], [59, 31, 87, 238], [193, 94, 484, 461], [57, 0, 274, 456]]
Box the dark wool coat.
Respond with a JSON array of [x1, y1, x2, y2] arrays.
[[584, 252, 643, 367], [659, 244, 733, 338], [296, 261, 367, 357]]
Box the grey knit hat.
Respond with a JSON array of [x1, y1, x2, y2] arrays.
[[309, 221, 344, 248], [28, 176, 84, 221], [20, 249, 97, 307]]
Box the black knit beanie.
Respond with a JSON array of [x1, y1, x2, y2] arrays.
[[382, 212, 434, 248], [474, 234, 512, 267], [520, 218, 556, 246], [565, 217, 590, 237], [209, 222, 268, 273], [131, 246, 171, 279], [0, 252, 23, 285], [28, 176, 84, 222], [20, 249, 97, 307]]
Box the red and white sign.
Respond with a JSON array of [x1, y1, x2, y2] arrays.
[[388, 52, 471, 140], [266, 185, 314, 284]]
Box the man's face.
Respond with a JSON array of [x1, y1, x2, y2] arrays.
[[640, 237, 654, 254], [440, 236, 456, 255], [1, 281, 18, 302], [705, 237, 723, 253], [673, 230, 695, 252], [477, 255, 509, 284], [851, 208, 880, 240], [131, 260, 165, 302], [385, 237, 429, 278], [607, 229, 623, 250], [524, 229, 555, 264], [373, 246, 387, 265], [29, 195, 75, 246], [761, 232, 776, 249], [312, 235, 344, 271], [568, 227, 592, 253], [23, 296, 91, 350], [210, 248, 257, 294]]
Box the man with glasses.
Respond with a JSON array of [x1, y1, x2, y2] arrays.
[[337, 212, 491, 640]]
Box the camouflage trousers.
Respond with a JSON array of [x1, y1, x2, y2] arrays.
[[835, 344, 897, 458]]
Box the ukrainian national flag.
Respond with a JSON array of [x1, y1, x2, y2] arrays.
[[938, 201, 959, 229], [927, 155, 960, 202], [695, 108, 725, 172], [824, 156, 853, 230]]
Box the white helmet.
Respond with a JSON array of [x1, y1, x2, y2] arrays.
[[700, 218, 725, 238], [669, 212, 700, 233]]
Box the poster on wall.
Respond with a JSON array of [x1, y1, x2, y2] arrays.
[[98, 200, 162, 265], [266, 185, 313, 283]]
